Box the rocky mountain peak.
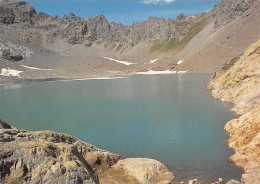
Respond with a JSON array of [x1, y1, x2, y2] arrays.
[[177, 13, 185, 21], [86, 14, 112, 43], [147, 16, 164, 23], [38, 12, 49, 20], [0, 0, 36, 25], [213, 0, 257, 27], [62, 13, 83, 22]]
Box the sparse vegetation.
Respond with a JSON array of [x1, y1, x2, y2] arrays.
[[149, 16, 212, 53], [222, 55, 241, 71], [149, 41, 164, 53], [163, 37, 178, 51], [115, 43, 123, 52], [105, 43, 117, 51]]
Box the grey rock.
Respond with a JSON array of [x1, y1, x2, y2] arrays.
[[213, 0, 257, 27], [0, 0, 199, 48], [0, 39, 33, 61], [0, 0, 258, 50]]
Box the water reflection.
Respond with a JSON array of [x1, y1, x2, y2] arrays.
[[3, 84, 23, 89]]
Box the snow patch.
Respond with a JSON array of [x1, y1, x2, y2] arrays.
[[54, 77, 127, 82], [177, 60, 183, 65], [20, 65, 53, 71], [0, 68, 23, 77], [136, 70, 177, 75], [150, 58, 158, 64], [177, 71, 187, 74], [103, 57, 136, 66], [136, 70, 187, 75], [73, 77, 126, 81]]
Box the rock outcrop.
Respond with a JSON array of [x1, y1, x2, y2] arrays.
[[0, 39, 32, 61], [1, 0, 257, 49], [0, 119, 119, 184], [0, 0, 199, 48], [0, 119, 175, 184], [213, 0, 257, 27], [0, 0, 259, 77], [208, 39, 260, 184], [99, 158, 174, 184], [3, 0, 256, 50]]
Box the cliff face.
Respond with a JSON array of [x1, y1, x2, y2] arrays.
[[0, 0, 258, 55], [213, 0, 257, 27], [0, 0, 197, 48], [208, 39, 260, 184]]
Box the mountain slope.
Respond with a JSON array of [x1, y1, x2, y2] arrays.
[[0, 0, 259, 83], [174, 0, 260, 73]]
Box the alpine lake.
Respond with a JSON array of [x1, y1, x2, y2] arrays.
[[0, 74, 243, 183]]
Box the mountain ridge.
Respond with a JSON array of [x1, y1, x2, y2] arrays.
[[0, 0, 260, 83]]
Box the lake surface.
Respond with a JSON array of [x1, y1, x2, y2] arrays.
[[0, 74, 242, 183]]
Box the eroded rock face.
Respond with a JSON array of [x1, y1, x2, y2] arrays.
[[213, 0, 257, 27], [0, 0, 36, 25], [0, 120, 119, 184], [0, 39, 33, 61], [208, 40, 260, 184], [99, 158, 174, 184], [208, 39, 260, 115], [0, 0, 205, 48]]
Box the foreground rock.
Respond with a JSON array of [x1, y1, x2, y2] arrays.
[[0, 119, 119, 184], [0, 119, 175, 184], [99, 158, 174, 184], [208, 40, 260, 184]]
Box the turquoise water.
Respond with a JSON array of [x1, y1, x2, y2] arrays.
[[0, 74, 242, 183]]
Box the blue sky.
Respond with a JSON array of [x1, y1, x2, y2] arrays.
[[24, 0, 221, 25]]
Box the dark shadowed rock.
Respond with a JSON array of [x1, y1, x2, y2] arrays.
[[0, 119, 13, 129]]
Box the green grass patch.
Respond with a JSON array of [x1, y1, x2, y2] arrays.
[[149, 41, 164, 53], [115, 44, 123, 52], [105, 43, 117, 52], [149, 16, 212, 54], [222, 55, 241, 71], [163, 37, 179, 51]]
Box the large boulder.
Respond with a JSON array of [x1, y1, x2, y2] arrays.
[[99, 158, 174, 184]]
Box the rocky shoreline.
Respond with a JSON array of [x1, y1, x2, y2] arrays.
[[0, 119, 174, 184], [208, 40, 260, 184], [0, 0, 259, 183], [1, 39, 259, 183]]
